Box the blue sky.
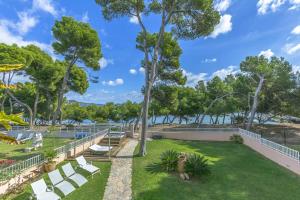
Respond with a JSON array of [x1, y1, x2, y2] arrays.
[[1, 0, 300, 104]]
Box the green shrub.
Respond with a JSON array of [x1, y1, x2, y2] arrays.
[[160, 150, 179, 172], [185, 154, 210, 177], [44, 149, 57, 162], [230, 134, 244, 144]]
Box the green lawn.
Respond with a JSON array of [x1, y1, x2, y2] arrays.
[[0, 137, 74, 161], [4, 161, 111, 200], [132, 139, 300, 200]]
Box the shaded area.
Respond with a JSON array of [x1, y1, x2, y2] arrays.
[[132, 139, 300, 200]]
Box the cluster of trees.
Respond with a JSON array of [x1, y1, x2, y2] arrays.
[[150, 56, 299, 127], [0, 16, 102, 128], [63, 101, 140, 125]]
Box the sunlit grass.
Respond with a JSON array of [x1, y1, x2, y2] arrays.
[[133, 139, 300, 200]]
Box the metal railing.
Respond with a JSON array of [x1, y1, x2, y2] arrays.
[[238, 128, 300, 162], [55, 129, 109, 155], [0, 154, 43, 181], [0, 128, 109, 181]]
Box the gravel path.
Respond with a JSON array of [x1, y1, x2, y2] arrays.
[[103, 139, 138, 200]]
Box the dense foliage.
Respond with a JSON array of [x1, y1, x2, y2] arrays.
[[160, 150, 179, 172], [184, 153, 210, 177], [230, 134, 244, 144]]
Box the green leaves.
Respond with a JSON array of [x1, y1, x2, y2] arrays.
[[0, 112, 27, 131], [136, 32, 186, 85], [0, 43, 32, 69], [52, 16, 102, 70]]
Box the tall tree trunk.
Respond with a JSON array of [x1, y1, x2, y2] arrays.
[[1, 94, 7, 111], [33, 88, 39, 123], [52, 65, 72, 125], [9, 98, 13, 114], [134, 107, 143, 132], [139, 78, 151, 156], [246, 76, 264, 130], [6, 90, 33, 128]]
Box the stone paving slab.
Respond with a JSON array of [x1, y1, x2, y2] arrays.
[[103, 139, 138, 200]]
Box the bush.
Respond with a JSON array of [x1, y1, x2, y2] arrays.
[[160, 150, 179, 172], [44, 149, 57, 162], [185, 154, 210, 177], [230, 134, 244, 144]]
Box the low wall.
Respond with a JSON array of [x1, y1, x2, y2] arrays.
[[0, 132, 106, 195], [147, 128, 300, 176], [147, 128, 239, 141], [242, 136, 300, 175]]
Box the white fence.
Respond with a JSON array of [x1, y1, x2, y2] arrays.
[[238, 128, 300, 162], [0, 129, 109, 182]]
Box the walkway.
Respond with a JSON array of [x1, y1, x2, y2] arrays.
[[103, 139, 138, 200]]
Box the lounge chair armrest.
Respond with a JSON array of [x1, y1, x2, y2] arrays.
[[46, 185, 54, 192]]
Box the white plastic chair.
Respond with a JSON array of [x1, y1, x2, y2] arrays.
[[62, 163, 88, 187], [31, 179, 61, 200], [75, 156, 100, 177], [48, 169, 75, 196]]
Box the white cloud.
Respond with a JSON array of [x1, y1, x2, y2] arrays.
[[81, 12, 89, 23], [259, 49, 274, 59], [202, 58, 217, 63], [99, 57, 114, 69], [16, 12, 38, 35], [292, 65, 300, 73], [291, 25, 300, 35], [257, 0, 286, 15], [102, 78, 124, 86], [129, 16, 139, 24], [257, 0, 300, 14], [210, 65, 239, 80], [289, 0, 300, 9], [215, 0, 231, 12], [139, 67, 145, 74], [209, 14, 232, 38], [284, 43, 300, 54], [0, 19, 52, 53], [182, 69, 207, 87], [33, 0, 57, 16], [129, 69, 137, 75]]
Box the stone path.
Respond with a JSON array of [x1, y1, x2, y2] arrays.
[[103, 139, 138, 200]]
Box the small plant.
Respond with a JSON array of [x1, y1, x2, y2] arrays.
[[230, 134, 244, 144], [44, 150, 57, 163], [185, 154, 210, 177], [160, 150, 179, 172]]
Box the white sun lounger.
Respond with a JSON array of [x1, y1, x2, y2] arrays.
[[48, 169, 75, 196], [20, 132, 34, 142], [89, 144, 112, 152], [16, 133, 23, 141], [31, 179, 61, 200], [62, 163, 88, 187], [76, 156, 100, 177]]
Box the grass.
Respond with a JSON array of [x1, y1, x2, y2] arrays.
[[0, 137, 74, 162], [3, 160, 111, 200], [132, 139, 300, 200]]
